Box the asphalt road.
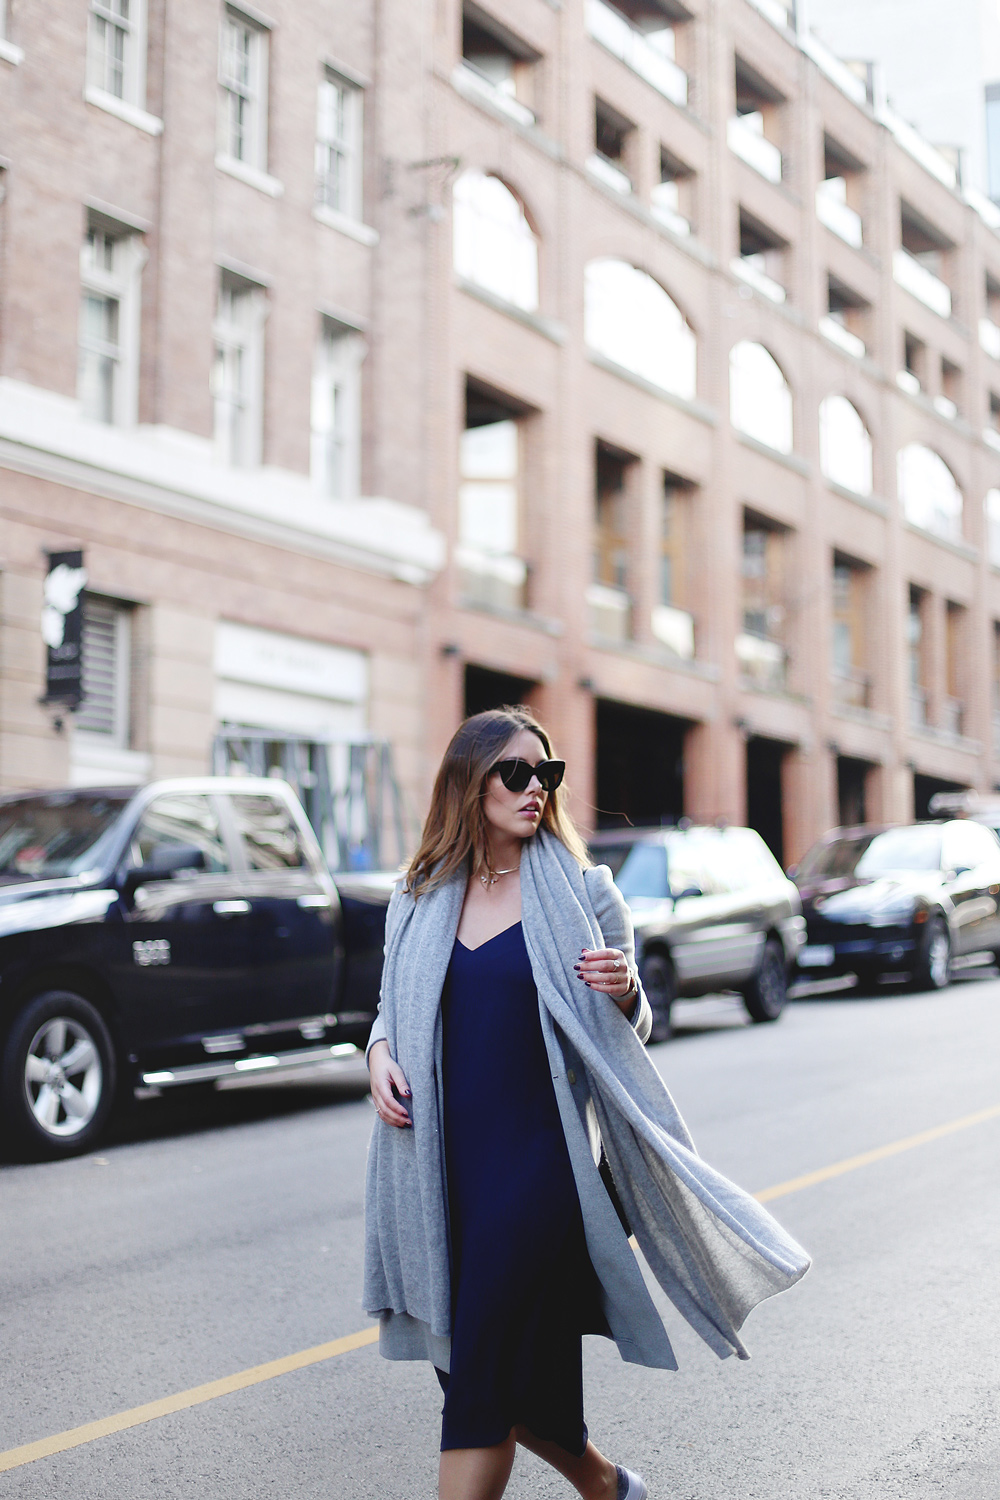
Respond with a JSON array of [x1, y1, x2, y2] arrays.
[[2, 972, 999, 1499]]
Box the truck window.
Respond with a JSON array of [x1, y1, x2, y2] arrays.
[[229, 793, 316, 873], [129, 794, 231, 873]]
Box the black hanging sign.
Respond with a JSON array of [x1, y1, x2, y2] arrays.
[[41, 549, 88, 707]]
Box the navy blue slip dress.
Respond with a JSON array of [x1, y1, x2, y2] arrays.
[[436, 921, 605, 1455]]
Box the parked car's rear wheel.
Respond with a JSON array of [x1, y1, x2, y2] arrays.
[[1, 991, 116, 1158], [913, 917, 951, 991], [742, 937, 788, 1023], [640, 951, 675, 1042]]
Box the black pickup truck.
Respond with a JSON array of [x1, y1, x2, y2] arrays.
[[0, 778, 394, 1158]]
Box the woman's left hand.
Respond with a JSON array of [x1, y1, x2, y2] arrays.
[[574, 947, 637, 1012]]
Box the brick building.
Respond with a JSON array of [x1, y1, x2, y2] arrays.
[[3, 0, 1000, 865]]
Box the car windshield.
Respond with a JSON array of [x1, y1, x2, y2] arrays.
[[598, 842, 671, 901], [799, 825, 942, 880], [0, 792, 131, 880]]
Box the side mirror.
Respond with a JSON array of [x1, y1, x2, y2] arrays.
[[123, 843, 206, 896], [673, 884, 703, 902]]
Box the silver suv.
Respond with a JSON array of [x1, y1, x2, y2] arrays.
[[589, 825, 805, 1041]]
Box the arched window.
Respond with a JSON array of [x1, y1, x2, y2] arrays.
[[453, 169, 538, 312], [819, 395, 873, 497], [729, 341, 793, 455], [584, 258, 697, 401], [897, 445, 963, 541]]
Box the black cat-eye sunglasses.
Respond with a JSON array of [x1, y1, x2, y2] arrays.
[[489, 757, 566, 794]]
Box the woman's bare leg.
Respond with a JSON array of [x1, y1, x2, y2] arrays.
[[513, 1426, 618, 1500], [438, 1432, 517, 1500]]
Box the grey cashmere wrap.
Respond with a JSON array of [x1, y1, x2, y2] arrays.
[[363, 829, 810, 1372]]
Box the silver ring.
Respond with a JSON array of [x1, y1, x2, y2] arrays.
[[613, 957, 621, 971]]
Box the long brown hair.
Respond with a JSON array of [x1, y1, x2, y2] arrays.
[[404, 706, 590, 897]]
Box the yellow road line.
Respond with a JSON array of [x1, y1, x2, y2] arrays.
[[4, 1099, 1000, 1476], [753, 1101, 1000, 1203], [0, 1326, 378, 1475]]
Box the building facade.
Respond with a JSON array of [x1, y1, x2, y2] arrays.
[[808, 0, 1000, 203], [3, 0, 1000, 865], [0, 0, 444, 866]]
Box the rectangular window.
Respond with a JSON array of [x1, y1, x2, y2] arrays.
[[738, 516, 788, 690], [460, 5, 537, 125], [456, 381, 528, 613], [219, 8, 267, 168], [76, 596, 132, 745], [987, 488, 1000, 566], [986, 83, 1000, 203], [944, 601, 966, 735], [595, 443, 632, 593], [908, 587, 928, 727], [87, 0, 146, 105], [588, 442, 635, 641], [730, 57, 785, 184], [903, 330, 926, 390], [737, 208, 787, 304], [212, 271, 265, 466], [229, 793, 313, 871], [652, 146, 694, 236], [831, 556, 870, 708], [315, 73, 362, 219], [311, 319, 364, 499], [824, 274, 869, 358], [590, 98, 634, 194], [78, 221, 143, 426], [652, 472, 695, 658]]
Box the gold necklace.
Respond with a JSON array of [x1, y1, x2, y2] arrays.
[[479, 865, 519, 887]]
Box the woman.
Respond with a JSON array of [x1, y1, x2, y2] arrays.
[[365, 707, 809, 1500]]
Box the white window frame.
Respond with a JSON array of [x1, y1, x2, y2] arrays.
[[315, 70, 363, 222], [212, 270, 267, 467], [311, 318, 365, 499], [78, 219, 145, 426], [218, 6, 269, 172], [0, 0, 24, 64], [86, 0, 147, 107]]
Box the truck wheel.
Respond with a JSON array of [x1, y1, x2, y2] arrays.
[[912, 918, 951, 991], [742, 938, 788, 1023], [1, 991, 117, 1159], [641, 951, 675, 1043]]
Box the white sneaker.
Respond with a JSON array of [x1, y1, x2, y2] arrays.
[[616, 1465, 648, 1500]]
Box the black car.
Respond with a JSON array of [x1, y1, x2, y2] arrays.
[[0, 778, 393, 1158], [589, 825, 805, 1040], [792, 819, 1000, 989]]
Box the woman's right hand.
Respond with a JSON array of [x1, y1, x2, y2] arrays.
[[368, 1040, 412, 1128]]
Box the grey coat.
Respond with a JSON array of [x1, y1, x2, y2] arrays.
[[363, 830, 810, 1373]]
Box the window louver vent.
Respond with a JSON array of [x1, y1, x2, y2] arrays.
[[76, 598, 120, 737]]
